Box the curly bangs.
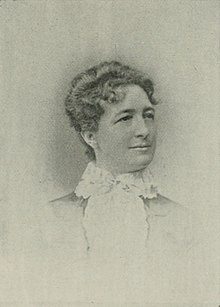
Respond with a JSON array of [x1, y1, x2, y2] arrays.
[[65, 61, 157, 160]]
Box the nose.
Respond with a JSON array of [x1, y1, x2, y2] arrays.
[[134, 117, 149, 138]]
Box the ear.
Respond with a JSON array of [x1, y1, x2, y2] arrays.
[[80, 131, 98, 150]]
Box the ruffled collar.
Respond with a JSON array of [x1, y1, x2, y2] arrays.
[[75, 162, 158, 200]]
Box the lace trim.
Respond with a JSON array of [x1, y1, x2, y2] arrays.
[[75, 162, 158, 200]]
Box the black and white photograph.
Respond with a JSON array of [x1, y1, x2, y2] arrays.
[[0, 0, 219, 306]]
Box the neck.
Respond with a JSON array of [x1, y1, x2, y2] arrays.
[[94, 159, 147, 178]]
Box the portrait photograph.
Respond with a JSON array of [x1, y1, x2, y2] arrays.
[[0, 0, 219, 306]]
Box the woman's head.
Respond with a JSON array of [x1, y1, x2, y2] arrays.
[[65, 61, 158, 174]]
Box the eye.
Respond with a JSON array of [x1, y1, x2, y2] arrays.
[[116, 115, 133, 123], [143, 111, 155, 120]]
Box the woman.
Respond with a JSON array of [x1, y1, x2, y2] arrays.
[[45, 61, 200, 303]]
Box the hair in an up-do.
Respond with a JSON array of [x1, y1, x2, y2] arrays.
[[65, 61, 157, 160]]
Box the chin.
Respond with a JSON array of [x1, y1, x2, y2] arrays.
[[127, 159, 152, 173], [118, 151, 155, 173], [128, 147, 155, 164], [132, 155, 153, 170]]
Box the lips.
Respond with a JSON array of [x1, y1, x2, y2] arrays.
[[130, 144, 151, 149]]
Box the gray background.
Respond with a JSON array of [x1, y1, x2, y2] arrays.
[[0, 0, 219, 303], [1, 0, 219, 207]]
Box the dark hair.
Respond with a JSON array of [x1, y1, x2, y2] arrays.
[[65, 61, 157, 160]]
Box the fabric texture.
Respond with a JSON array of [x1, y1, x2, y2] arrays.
[[75, 161, 158, 200], [37, 170, 206, 303], [74, 162, 158, 260]]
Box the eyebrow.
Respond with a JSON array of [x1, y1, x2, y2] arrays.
[[114, 106, 155, 117]]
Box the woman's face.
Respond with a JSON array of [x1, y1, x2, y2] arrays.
[[93, 85, 157, 175]]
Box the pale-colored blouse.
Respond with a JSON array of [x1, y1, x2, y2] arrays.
[[75, 161, 158, 261], [22, 162, 211, 305]]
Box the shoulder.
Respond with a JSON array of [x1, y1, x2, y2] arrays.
[[150, 193, 196, 226], [149, 193, 188, 217], [47, 191, 88, 221], [149, 194, 199, 249], [39, 192, 89, 260], [49, 190, 82, 205]]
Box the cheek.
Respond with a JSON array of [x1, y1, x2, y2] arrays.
[[97, 125, 134, 151], [150, 124, 157, 138], [152, 130, 157, 141], [97, 130, 122, 151]]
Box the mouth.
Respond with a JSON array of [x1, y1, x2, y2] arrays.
[[129, 145, 151, 150]]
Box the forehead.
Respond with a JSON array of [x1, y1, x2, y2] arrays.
[[103, 85, 152, 117]]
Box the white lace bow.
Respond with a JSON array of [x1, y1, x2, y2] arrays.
[[75, 162, 158, 200]]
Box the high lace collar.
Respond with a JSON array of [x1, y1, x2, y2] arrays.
[[75, 162, 158, 200]]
